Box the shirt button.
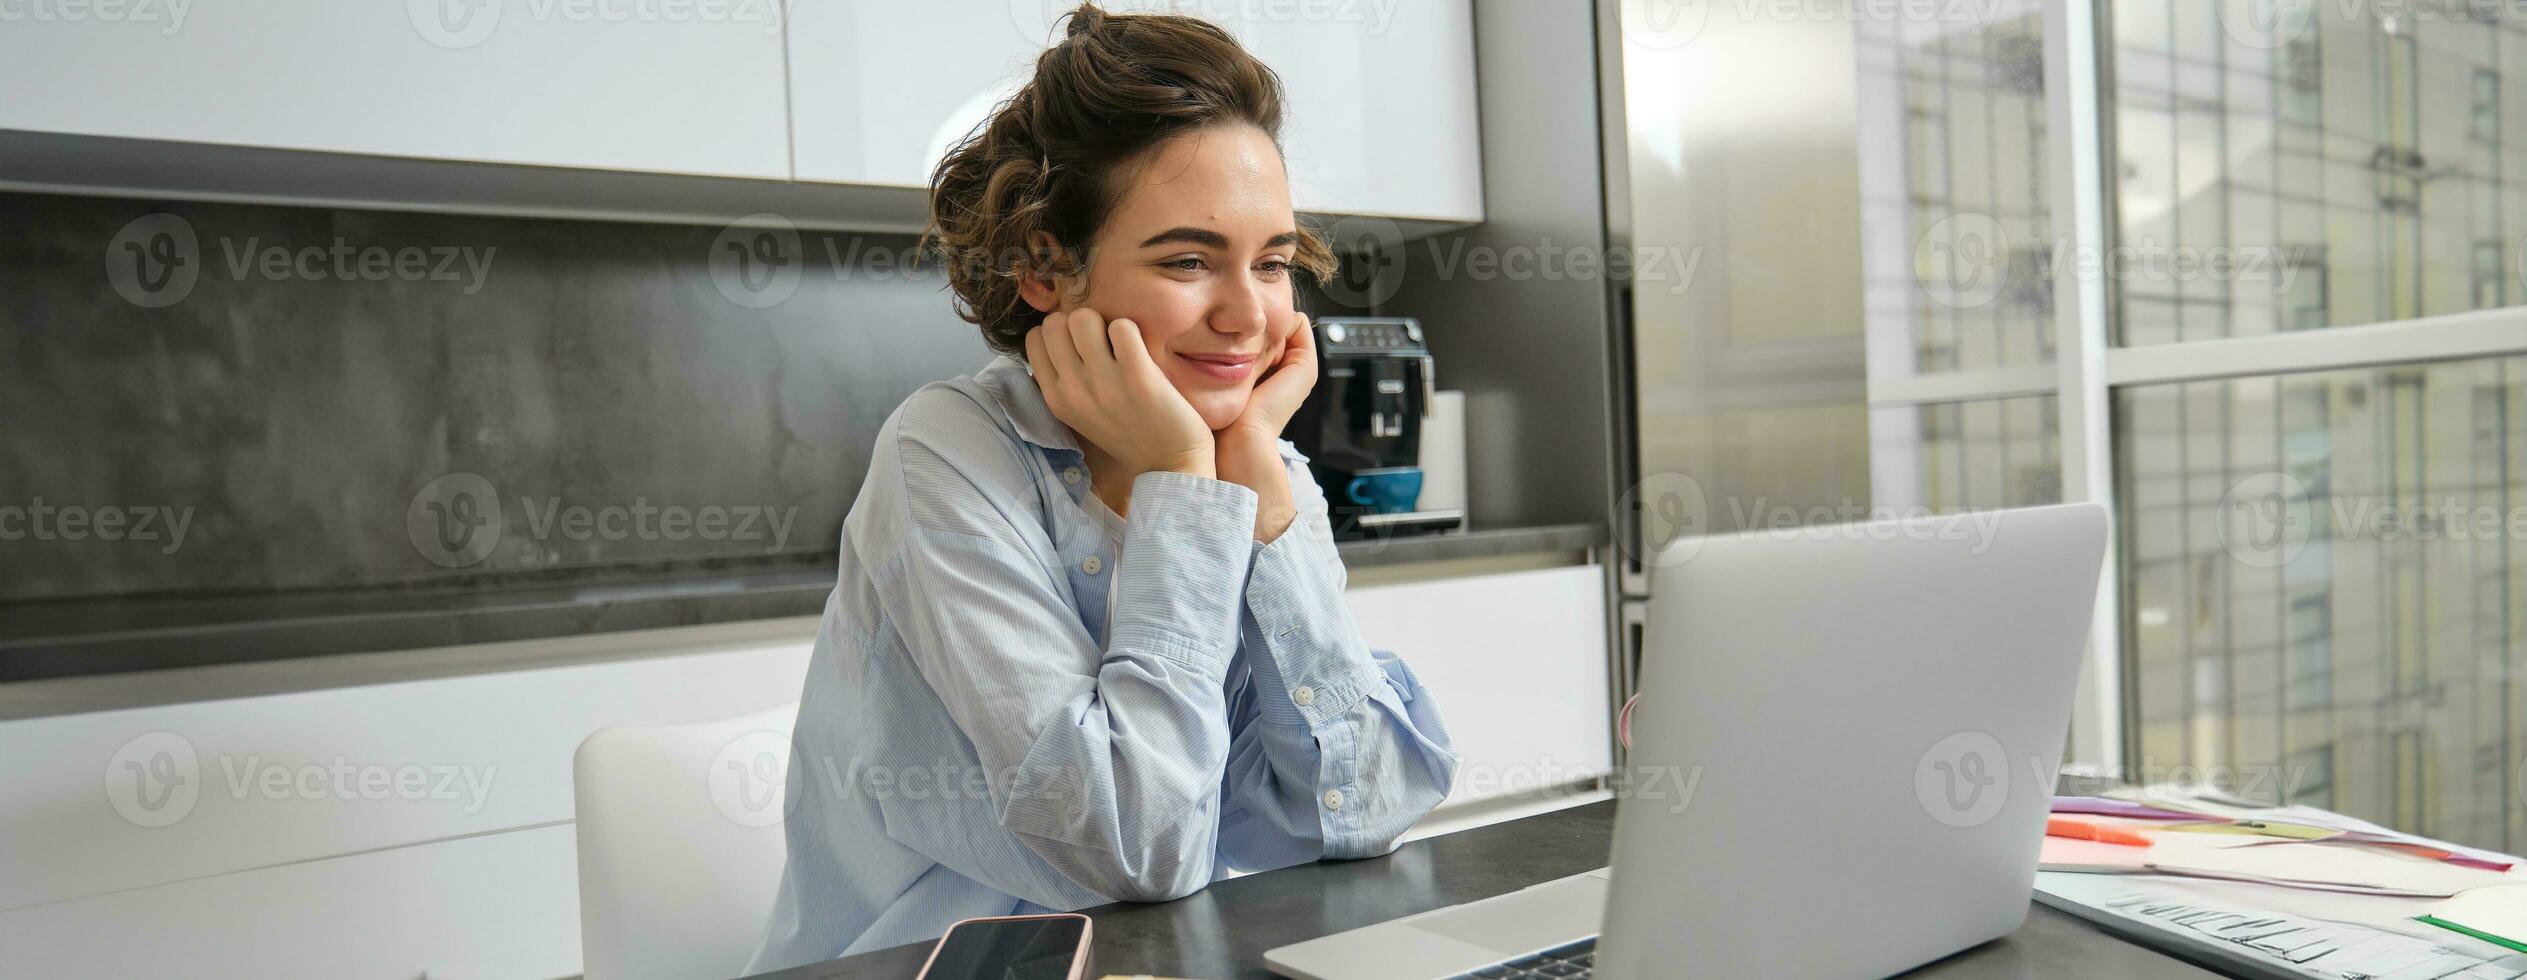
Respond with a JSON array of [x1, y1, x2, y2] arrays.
[[1061, 466, 1084, 486], [1323, 789, 1344, 811], [1292, 685, 1315, 707], [1080, 555, 1103, 575]]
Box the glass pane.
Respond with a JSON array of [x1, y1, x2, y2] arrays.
[[1855, 6, 2059, 376], [2108, 1, 2527, 344], [1871, 395, 2064, 510], [2116, 355, 2527, 852]]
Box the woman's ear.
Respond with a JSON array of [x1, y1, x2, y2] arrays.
[[1016, 231, 1069, 314]]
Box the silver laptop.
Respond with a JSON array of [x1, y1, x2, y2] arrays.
[[1267, 502, 2109, 980]]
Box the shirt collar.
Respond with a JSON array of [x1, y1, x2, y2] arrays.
[[973, 355, 1081, 455]]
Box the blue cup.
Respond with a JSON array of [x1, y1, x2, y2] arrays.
[[1344, 468, 1424, 515]]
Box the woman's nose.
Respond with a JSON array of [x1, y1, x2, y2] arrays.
[[1210, 276, 1269, 338]]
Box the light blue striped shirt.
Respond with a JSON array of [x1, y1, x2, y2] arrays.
[[745, 355, 1460, 973]]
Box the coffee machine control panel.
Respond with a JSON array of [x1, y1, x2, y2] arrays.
[[1319, 319, 1423, 351]]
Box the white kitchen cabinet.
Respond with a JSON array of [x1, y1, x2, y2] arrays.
[[0, 0, 791, 179], [785, 0, 1483, 222], [1347, 564, 1613, 808], [785, 3, 1045, 188], [0, 823, 583, 980], [1240, 2, 1484, 222], [0, 629, 811, 912]]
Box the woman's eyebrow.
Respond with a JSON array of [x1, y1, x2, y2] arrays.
[[1139, 227, 1229, 249], [1135, 228, 1303, 249]]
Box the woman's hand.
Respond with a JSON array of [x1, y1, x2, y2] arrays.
[[1227, 314, 1318, 444], [1217, 316, 1316, 542], [1025, 308, 1216, 480]]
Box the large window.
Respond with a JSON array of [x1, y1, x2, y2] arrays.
[[1850, 0, 2527, 851], [2101, 1, 2527, 852]]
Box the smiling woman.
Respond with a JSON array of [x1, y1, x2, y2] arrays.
[[743, 3, 1460, 973]]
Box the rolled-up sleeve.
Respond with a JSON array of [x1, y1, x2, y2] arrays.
[[1216, 452, 1459, 871], [879, 420, 1260, 902]]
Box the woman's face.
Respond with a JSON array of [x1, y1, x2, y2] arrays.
[[1040, 124, 1307, 431]]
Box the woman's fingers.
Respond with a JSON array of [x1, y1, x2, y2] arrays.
[[1040, 311, 1080, 379], [1106, 317, 1163, 383], [1280, 314, 1314, 367], [1067, 307, 1114, 370], [1024, 322, 1055, 384]]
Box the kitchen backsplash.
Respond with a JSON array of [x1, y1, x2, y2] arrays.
[[0, 192, 993, 602]]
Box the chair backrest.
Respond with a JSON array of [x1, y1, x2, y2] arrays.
[[574, 702, 799, 980]]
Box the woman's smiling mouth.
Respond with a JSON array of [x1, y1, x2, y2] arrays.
[[1177, 351, 1258, 383]]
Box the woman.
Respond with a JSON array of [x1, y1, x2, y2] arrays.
[[746, 5, 1459, 970]]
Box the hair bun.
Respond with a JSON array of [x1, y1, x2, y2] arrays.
[[1063, 4, 1107, 38]]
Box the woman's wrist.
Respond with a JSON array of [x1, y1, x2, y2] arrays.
[[1216, 429, 1296, 542]]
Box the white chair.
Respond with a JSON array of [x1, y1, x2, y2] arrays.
[[574, 702, 799, 980]]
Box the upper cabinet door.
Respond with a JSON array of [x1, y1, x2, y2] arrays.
[[786, 1, 1482, 222], [0, 0, 791, 179], [1242, 3, 1483, 223], [786, 2, 1044, 188]]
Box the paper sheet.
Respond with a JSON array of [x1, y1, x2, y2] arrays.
[[2036, 872, 2527, 979]]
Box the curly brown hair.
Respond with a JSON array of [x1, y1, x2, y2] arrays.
[[922, 3, 1339, 355]]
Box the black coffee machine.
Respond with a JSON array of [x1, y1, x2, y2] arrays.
[[1288, 316, 1463, 539]]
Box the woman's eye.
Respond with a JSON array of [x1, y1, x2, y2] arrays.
[[1256, 259, 1290, 279], [1163, 257, 1207, 272]]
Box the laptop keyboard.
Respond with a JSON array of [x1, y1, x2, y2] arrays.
[[1449, 937, 1597, 979]]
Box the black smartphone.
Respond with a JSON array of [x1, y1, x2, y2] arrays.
[[913, 912, 1094, 980]]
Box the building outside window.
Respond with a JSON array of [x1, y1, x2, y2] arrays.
[[1852, 0, 2527, 852]]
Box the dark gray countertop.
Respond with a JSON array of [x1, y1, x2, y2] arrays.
[[745, 799, 2225, 980], [0, 522, 1604, 686]]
